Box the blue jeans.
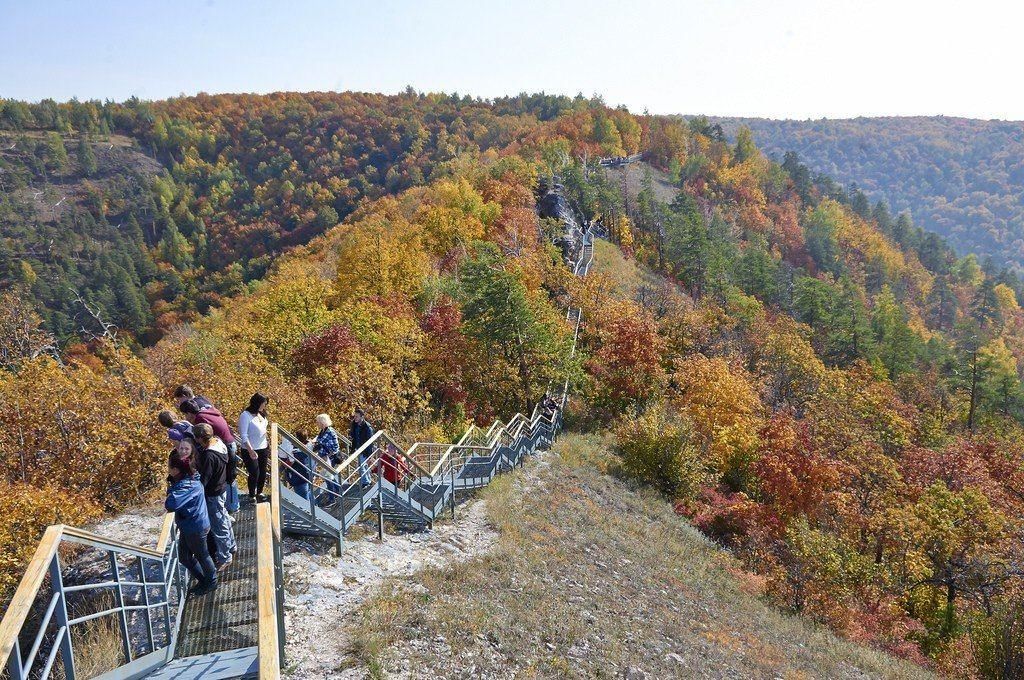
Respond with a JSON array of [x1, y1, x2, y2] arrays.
[[294, 480, 314, 504], [226, 443, 241, 513], [321, 470, 341, 504], [359, 453, 372, 486], [207, 493, 235, 564], [226, 482, 240, 513], [180, 530, 217, 589]]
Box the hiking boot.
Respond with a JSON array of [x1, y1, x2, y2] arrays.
[[188, 582, 217, 597]]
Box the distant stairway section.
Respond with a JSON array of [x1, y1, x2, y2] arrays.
[[275, 229, 592, 551]]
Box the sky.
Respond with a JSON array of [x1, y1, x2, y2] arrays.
[[1, 0, 1021, 120]]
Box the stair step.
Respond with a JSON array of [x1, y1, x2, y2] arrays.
[[145, 647, 258, 679]]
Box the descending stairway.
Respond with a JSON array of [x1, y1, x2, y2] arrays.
[[0, 217, 593, 679]]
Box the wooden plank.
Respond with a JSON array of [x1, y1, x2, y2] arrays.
[[62, 525, 164, 558], [255, 504, 279, 679], [0, 525, 64, 669], [155, 512, 176, 553]]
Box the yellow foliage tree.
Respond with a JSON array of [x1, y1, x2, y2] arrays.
[[670, 353, 763, 486], [416, 177, 500, 258]]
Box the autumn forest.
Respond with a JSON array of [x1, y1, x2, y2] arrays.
[[1, 92, 1023, 677]]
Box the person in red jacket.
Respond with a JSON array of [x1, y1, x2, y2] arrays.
[[374, 443, 410, 487]]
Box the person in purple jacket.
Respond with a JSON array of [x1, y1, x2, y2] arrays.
[[174, 385, 242, 512], [165, 451, 218, 596], [159, 410, 193, 443]]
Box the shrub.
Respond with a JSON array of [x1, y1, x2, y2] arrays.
[[0, 482, 101, 605], [614, 406, 707, 500]]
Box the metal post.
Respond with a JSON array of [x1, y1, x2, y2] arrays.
[[159, 552, 172, 649], [49, 555, 75, 680], [450, 462, 456, 519], [8, 637, 24, 678], [376, 493, 384, 541], [139, 557, 155, 655], [109, 551, 133, 663]]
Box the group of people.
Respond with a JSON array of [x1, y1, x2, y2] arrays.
[[160, 387, 388, 597], [159, 386, 273, 596], [161, 386, 558, 597], [276, 407, 411, 508]]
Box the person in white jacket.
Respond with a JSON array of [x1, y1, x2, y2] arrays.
[[238, 392, 270, 502]]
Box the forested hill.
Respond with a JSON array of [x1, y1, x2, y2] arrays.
[[0, 92, 638, 343], [714, 116, 1024, 272], [3, 94, 1024, 677]]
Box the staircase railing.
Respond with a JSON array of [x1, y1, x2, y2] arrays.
[[273, 230, 591, 548], [0, 514, 185, 680]]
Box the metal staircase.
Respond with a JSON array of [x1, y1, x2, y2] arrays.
[[0, 225, 593, 679]]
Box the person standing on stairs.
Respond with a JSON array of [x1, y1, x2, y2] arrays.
[[173, 385, 213, 412], [238, 393, 271, 502], [350, 407, 375, 488], [312, 414, 343, 504], [165, 450, 218, 596], [375, 442, 409, 487], [193, 423, 237, 571], [280, 431, 315, 503], [176, 388, 242, 515]]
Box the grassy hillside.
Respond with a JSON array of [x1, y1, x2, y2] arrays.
[[357, 434, 933, 679], [714, 116, 1024, 272]]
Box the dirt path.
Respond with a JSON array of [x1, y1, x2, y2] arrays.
[[281, 498, 498, 678]]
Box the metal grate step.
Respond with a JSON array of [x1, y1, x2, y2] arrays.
[[173, 502, 259, 659]]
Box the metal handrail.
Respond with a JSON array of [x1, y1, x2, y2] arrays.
[[0, 514, 185, 680]]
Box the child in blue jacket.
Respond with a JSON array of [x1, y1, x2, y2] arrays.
[[166, 451, 218, 595]]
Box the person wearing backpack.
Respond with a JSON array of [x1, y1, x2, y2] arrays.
[[179, 397, 241, 512], [193, 423, 236, 570], [350, 407, 375, 488], [280, 430, 315, 504]]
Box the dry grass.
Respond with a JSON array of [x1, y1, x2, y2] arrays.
[[66, 611, 125, 679], [590, 239, 662, 302], [355, 434, 935, 679]]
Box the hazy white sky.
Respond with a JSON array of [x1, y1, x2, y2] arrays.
[[1, 0, 1019, 119]]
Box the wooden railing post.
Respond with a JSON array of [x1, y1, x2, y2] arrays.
[[255, 503, 280, 679], [268, 423, 285, 665]]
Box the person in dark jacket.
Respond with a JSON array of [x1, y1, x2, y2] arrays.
[[193, 424, 236, 569], [165, 451, 217, 595], [350, 407, 375, 487], [280, 431, 314, 504]]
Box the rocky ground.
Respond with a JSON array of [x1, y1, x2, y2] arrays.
[[82, 437, 934, 679], [281, 496, 499, 678]]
